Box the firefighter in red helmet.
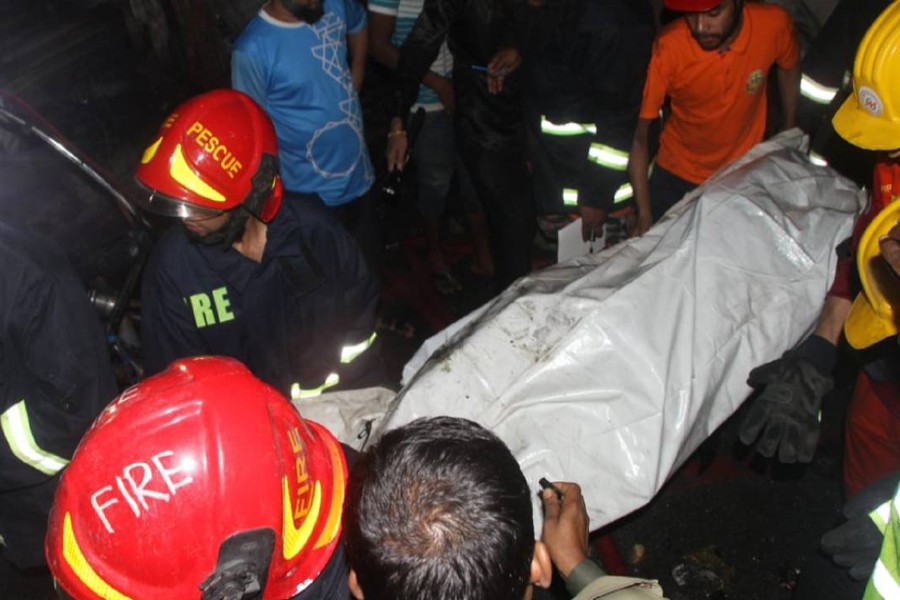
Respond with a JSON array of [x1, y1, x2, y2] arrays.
[[46, 356, 350, 600], [136, 90, 381, 400]]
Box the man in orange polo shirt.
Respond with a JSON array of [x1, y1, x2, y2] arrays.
[[627, 0, 800, 235]]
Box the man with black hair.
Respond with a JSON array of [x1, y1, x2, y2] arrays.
[[628, 0, 800, 233], [232, 0, 379, 264], [344, 416, 665, 600]]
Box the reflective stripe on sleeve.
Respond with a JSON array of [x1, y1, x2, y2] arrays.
[[587, 143, 629, 171], [800, 74, 839, 105], [563, 188, 579, 207], [1, 400, 69, 476], [869, 559, 900, 600], [809, 151, 829, 167], [340, 332, 378, 364], [291, 373, 341, 401], [540, 116, 596, 136], [865, 486, 900, 600], [614, 182, 633, 204], [871, 500, 892, 534]]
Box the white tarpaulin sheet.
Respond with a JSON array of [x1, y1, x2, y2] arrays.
[[297, 131, 864, 530]]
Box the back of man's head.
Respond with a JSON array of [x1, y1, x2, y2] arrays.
[[344, 417, 535, 600]]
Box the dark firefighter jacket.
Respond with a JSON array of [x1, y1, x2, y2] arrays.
[[394, 0, 523, 151], [517, 0, 654, 211], [141, 193, 380, 399], [518, 0, 653, 138], [0, 223, 116, 567]]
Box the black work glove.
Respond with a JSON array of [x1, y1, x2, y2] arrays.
[[821, 472, 900, 580], [739, 335, 836, 463]]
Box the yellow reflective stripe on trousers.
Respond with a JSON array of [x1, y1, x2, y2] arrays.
[[1, 400, 69, 476], [540, 116, 596, 136], [587, 143, 629, 171], [291, 373, 341, 400], [340, 332, 377, 364], [800, 74, 839, 105]]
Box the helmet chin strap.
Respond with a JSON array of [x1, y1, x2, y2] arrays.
[[199, 529, 276, 600]]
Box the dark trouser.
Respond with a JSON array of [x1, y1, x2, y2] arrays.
[[459, 143, 535, 289], [792, 548, 866, 600], [649, 164, 698, 223], [330, 186, 382, 272]]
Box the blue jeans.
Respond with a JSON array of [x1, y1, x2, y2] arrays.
[[413, 110, 480, 218]]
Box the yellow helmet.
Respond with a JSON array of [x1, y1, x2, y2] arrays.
[[832, 1, 900, 151], [845, 200, 900, 349]]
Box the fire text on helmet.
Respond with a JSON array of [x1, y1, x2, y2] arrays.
[[90, 450, 196, 534]]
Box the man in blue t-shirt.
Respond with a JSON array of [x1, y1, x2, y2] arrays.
[[233, 0, 379, 264]]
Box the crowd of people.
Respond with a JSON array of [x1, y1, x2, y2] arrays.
[[2, 0, 900, 598]]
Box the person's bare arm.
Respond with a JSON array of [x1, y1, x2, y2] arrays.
[[348, 26, 368, 91], [879, 222, 900, 277], [369, 12, 455, 114], [627, 118, 654, 236], [813, 295, 853, 346], [776, 60, 801, 131]]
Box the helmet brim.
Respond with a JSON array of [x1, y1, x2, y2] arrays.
[[833, 94, 900, 151], [133, 180, 227, 219]]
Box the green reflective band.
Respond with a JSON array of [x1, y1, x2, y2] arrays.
[[800, 74, 839, 105], [809, 151, 828, 167], [868, 559, 900, 600], [540, 116, 596, 137], [587, 143, 629, 171], [563, 188, 579, 207], [340, 332, 378, 364], [1, 400, 69, 476], [864, 487, 900, 600], [290, 373, 341, 400], [614, 182, 633, 204], [870, 500, 892, 533]]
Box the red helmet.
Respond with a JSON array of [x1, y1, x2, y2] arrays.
[[135, 90, 283, 222], [46, 357, 347, 600], [664, 0, 722, 11]]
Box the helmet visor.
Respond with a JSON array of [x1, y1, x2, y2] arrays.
[[133, 183, 227, 220]]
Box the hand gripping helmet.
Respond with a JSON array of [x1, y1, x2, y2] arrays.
[[845, 200, 900, 349], [832, 1, 900, 150], [135, 90, 283, 222], [663, 0, 722, 12], [45, 357, 347, 600]]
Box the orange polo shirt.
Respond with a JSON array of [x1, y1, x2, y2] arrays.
[[639, 3, 799, 184]]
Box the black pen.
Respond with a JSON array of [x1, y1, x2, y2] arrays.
[[539, 477, 564, 502]]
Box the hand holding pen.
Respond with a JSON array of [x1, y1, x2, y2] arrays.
[[540, 480, 590, 578], [471, 47, 521, 95]]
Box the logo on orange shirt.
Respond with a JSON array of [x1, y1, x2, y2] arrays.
[[745, 70, 764, 95]]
